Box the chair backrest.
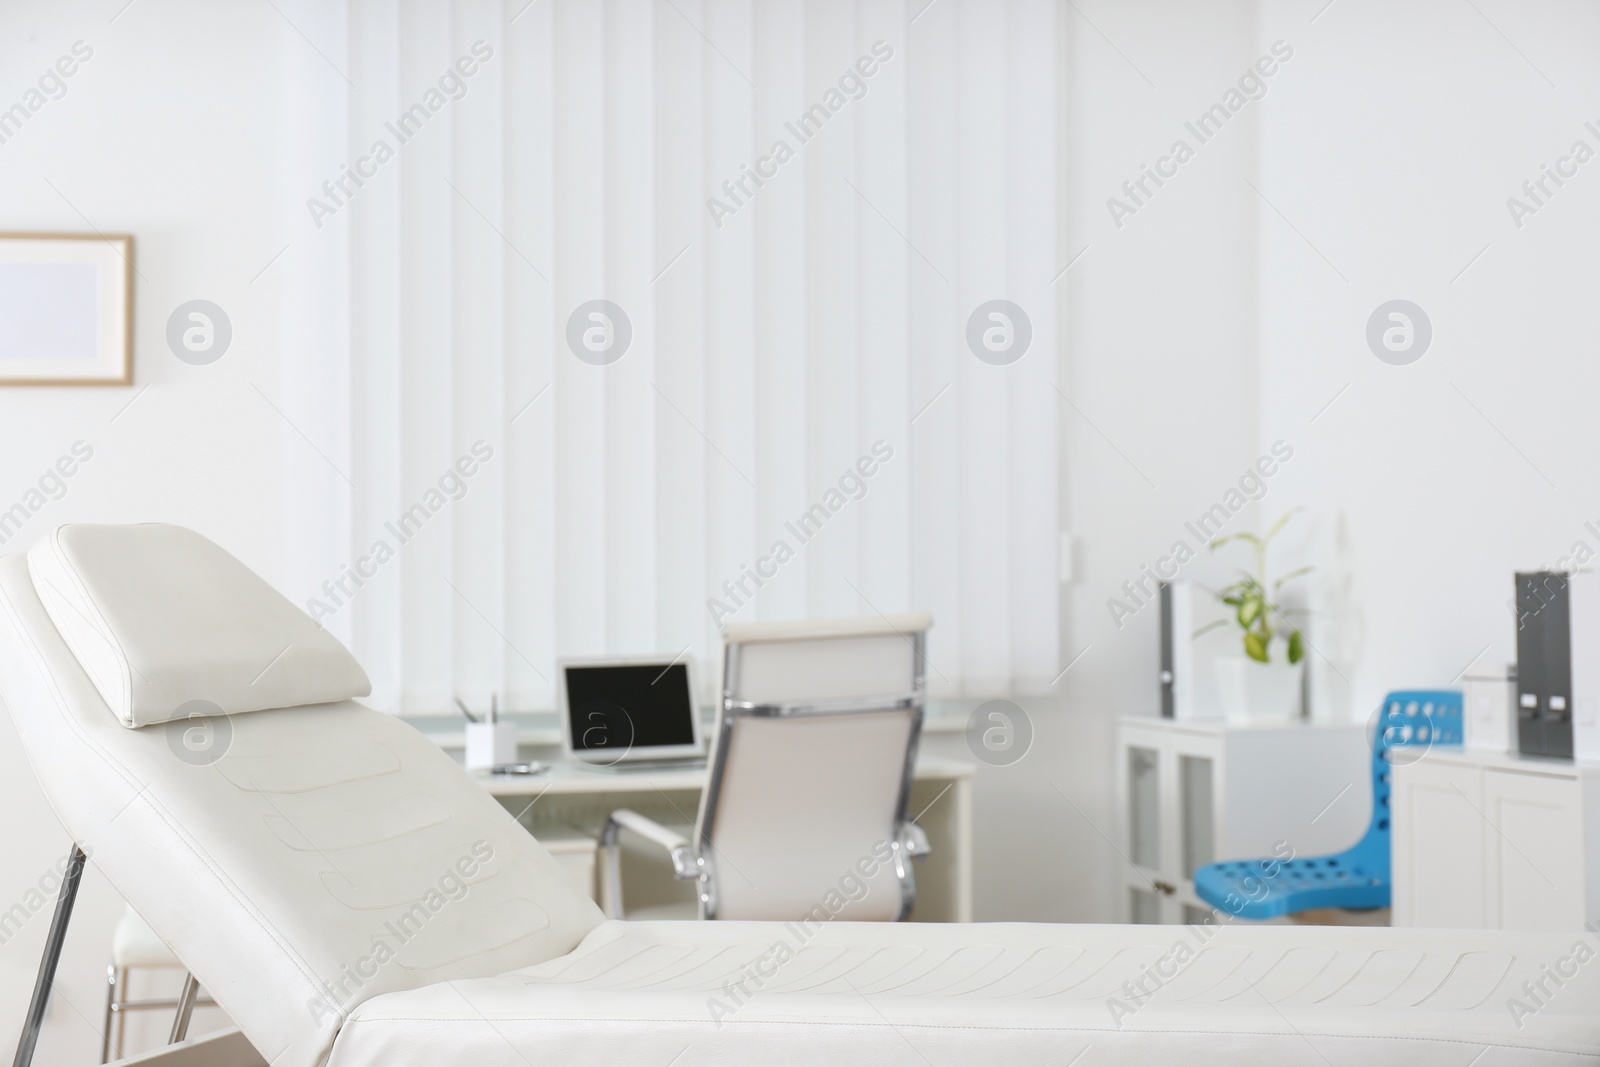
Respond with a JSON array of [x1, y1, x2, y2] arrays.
[[1192, 689, 1465, 919], [0, 525, 604, 1067], [1363, 689, 1465, 871], [697, 614, 931, 921]]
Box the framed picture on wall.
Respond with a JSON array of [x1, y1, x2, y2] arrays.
[[0, 232, 133, 386]]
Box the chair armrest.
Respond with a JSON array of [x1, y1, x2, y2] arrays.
[[604, 809, 684, 851], [599, 809, 699, 919]]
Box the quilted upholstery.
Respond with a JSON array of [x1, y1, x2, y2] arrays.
[[327, 919, 1600, 1065]]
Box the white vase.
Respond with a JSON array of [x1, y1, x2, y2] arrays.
[[1214, 656, 1303, 723]]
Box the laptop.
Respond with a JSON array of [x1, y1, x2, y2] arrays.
[[557, 656, 705, 768]]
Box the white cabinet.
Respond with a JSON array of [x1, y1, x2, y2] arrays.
[[1388, 757, 1485, 928], [1392, 749, 1600, 931], [1116, 717, 1370, 924]]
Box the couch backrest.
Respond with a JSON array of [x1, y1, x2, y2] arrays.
[[0, 533, 604, 1067]]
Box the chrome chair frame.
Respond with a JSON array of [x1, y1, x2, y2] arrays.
[[601, 627, 931, 921], [101, 959, 216, 1063]]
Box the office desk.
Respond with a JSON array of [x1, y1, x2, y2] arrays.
[[472, 756, 975, 922]]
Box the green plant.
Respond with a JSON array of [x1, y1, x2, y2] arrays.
[[1198, 509, 1311, 664]]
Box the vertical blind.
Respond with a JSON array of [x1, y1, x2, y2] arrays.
[[336, 0, 1060, 713]]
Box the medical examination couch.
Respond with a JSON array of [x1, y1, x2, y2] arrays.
[[0, 523, 1595, 1065]]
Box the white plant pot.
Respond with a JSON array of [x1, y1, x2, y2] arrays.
[[1214, 656, 1303, 724]]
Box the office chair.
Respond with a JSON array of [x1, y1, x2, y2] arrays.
[[600, 613, 934, 921], [1193, 690, 1463, 920], [101, 906, 216, 1062]]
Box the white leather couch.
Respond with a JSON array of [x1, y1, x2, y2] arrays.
[[0, 523, 1595, 1066]]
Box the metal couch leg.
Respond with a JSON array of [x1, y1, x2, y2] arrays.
[[13, 845, 86, 1067]]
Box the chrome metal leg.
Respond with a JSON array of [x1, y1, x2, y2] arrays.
[[12, 845, 86, 1067], [599, 817, 625, 919], [99, 965, 116, 1064], [110, 967, 128, 1063], [168, 973, 199, 1045]]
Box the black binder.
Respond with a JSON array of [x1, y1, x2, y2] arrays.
[[1514, 571, 1575, 760], [1159, 582, 1175, 718]]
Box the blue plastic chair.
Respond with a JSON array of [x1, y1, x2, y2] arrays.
[[1192, 690, 1462, 920]]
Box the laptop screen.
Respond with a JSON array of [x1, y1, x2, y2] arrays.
[[563, 662, 697, 757]]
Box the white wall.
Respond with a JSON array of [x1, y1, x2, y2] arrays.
[[0, 0, 342, 1058], [1049, 0, 1270, 924], [1257, 0, 1600, 717]]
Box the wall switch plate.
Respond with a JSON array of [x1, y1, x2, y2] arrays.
[[1463, 667, 1514, 754]]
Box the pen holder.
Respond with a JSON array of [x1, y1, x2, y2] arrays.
[[465, 720, 517, 771]]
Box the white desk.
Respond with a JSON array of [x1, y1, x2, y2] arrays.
[[468, 754, 975, 922]]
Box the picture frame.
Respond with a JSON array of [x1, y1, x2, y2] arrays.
[[0, 232, 133, 386]]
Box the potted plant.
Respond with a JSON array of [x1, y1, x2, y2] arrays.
[[1199, 509, 1312, 722]]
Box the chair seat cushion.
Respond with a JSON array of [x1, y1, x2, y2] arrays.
[[327, 920, 1600, 1066]]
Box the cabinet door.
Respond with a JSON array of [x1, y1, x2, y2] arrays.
[[1129, 886, 1163, 925], [1118, 728, 1167, 921], [1483, 770, 1584, 930], [1177, 752, 1216, 881], [1118, 724, 1222, 923], [1127, 742, 1162, 872], [1391, 760, 1485, 928], [1167, 733, 1221, 907]]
